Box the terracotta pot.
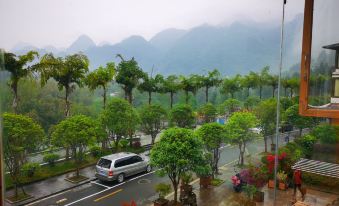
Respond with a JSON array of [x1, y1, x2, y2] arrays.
[[153, 198, 169, 206], [253, 191, 264, 202], [199, 176, 212, 188], [268, 179, 275, 188], [278, 182, 287, 190]]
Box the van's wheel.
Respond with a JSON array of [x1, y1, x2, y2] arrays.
[[117, 173, 125, 183], [146, 165, 152, 173]]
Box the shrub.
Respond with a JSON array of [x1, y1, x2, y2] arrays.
[[119, 139, 129, 148], [43, 153, 60, 166], [295, 134, 317, 158], [155, 183, 171, 198], [22, 162, 40, 177], [312, 124, 337, 144], [242, 184, 257, 199], [89, 146, 103, 158]]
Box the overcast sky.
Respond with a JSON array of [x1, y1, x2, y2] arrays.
[[0, 0, 304, 50]]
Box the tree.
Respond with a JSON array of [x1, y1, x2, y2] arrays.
[[218, 98, 241, 117], [220, 75, 242, 98], [244, 96, 260, 111], [197, 103, 217, 123], [200, 69, 222, 102], [37, 53, 89, 117], [255, 99, 279, 152], [267, 74, 278, 98], [101, 98, 140, 147], [258, 66, 270, 99], [150, 128, 206, 204], [225, 112, 259, 165], [4, 51, 39, 113], [115, 54, 145, 104], [139, 104, 167, 145], [3, 113, 45, 197], [169, 104, 195, 128], [284, 104, 313, 136], [51, 115, 101, 177], [241, 71, 259, 97], [287, 77, 300, 98], [138, 73, 163, 105], [196, 123, 227, 178], [85, 62, 115, 109], [180, 75, 201, 104], [161, 75, 181, 108], [281, 78, 290, 97]]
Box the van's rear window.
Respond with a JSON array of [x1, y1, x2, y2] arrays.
[[97, 158, 112, 169]]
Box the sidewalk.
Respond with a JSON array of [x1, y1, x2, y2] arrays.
[[5, 166, 96, 206]]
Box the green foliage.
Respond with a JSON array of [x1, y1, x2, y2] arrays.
[[155, 183, 171, 198], [43, 153, 60, 166], [277, 171, 287, 182], [197, 103, 217, 123], [139, 104, 167, 144], [89, 146, 103, 158], [284, 104, 314, 135], [295, 134, 317, 158], [210, 178, 224, 186], [244, 96, 260, 110], [115, 55, 145, 103], [225, 111, 259, 165], [200, 69, 222, 102], [138, 74, 164, 104], [218, 98, 241, 116], [51, 115, 100, 176], [196, 122, 227, 177], [311, 124, 337, 144], [119, 139, 129, 148], [161, 75, 181, 108], [220, 74, 242, 98], [169, 104, 195, 128], [85, 62, 115, 108], [242, 184, 257, 199], [101, 98, 140, 146], [22, 163, 41, 177], [180, 172, 193, 185], [3, 112, 45, 194], [150, 127, 206, 202], [180, 75, 202, 103], [240, 71, 259, 96]]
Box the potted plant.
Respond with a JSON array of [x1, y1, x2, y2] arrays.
[[153, 183, 171, 206], [180, 172, 193, 197], [277, 171, 288, 190], [242, 184, 257, 206], [196, 164, 212, 189]]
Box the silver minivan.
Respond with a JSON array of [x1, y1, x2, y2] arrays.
[[95, 152, 151, 183]]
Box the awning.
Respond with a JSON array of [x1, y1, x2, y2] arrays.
[[291, 158, 339, 179]]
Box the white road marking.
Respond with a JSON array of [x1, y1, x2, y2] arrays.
[[64, 170, 158, 206], [56, 198, 67, 204], [91, 181, 110, 189]]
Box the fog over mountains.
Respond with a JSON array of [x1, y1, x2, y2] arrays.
[[11, 15, 303, 76]]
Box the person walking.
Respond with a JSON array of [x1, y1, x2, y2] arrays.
[[293, 169, 305, 201]]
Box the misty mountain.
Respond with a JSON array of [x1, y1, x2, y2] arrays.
[[11, 15, 303, 75]]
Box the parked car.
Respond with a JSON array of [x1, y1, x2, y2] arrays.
[[95, 152, 151, 183]]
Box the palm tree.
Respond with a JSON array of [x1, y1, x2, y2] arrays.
[[200, 69, 222, 102], [85, 62, 115, 109], [220, 74, 242, 98], [115, 54, 145, 104], [241, 71, 259, 97], [138, 73, 163, 105], [267, 74, 278, 98], [4, 51, 39, 113], [258, 66, 270, 99], [180, 75, 202, 104], [161, 75, 181, 108]]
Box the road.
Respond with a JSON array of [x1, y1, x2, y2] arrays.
[[27, 130, 301, 206]]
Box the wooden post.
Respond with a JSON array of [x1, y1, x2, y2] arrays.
[[330, 119, 339, 164]]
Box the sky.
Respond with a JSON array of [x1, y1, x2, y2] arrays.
[[0, 0, 304, 50]]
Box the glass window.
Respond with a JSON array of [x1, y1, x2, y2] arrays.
[[97, 158, 112, 169]]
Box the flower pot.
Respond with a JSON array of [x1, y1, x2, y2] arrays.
[[153, 198, 169, 206], [268, 179, 275, 188], [253, 191, 264, 202], [179, 184, 193, 199], [278, 182, 287, 190], [199, 176, 211, 188]]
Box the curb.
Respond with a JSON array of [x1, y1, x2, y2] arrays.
[[20, 177, 98, 206]]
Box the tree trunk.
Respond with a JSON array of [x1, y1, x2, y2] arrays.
[[185, 91, 189, 104], [272, 87, 275, 98], [173, 181, 178, 203], [205, 86, 209, 103], [148, 91, 152, 105], [284, 87, 287, 96], [231, 92, 234, 98], [259, 86, 263, 99], [65, 86, 71, 117], [11, 81, 18, 113], [170, 92, 174, 108], [299, 128, 303, 137], [264, 136, 268, 152], [247, 87, 250, 97], [103, 85, 107, 109], [124, 88, 128, 101], [151, 133, 156, 145], [128, 91, 133, 104]]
